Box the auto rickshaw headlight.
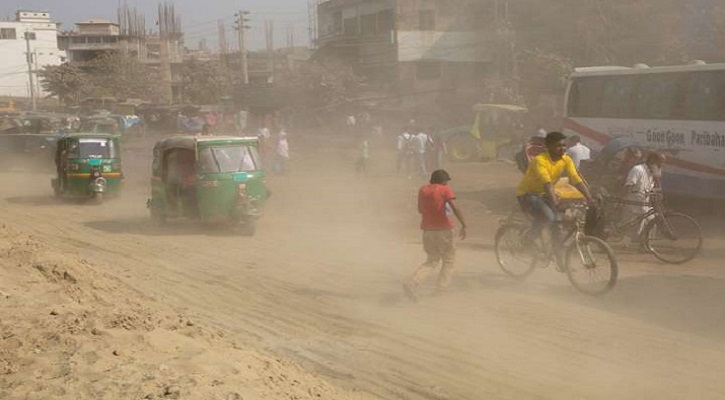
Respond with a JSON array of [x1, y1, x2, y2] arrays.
[[237, 183, 247, 198]]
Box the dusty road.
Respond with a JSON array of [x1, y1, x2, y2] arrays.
[[2, 132, 725, 399]]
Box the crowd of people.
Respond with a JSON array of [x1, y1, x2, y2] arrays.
[[256, 125, 290, 176], [401, 126, 666, 301], [395, 122, 446, 179]]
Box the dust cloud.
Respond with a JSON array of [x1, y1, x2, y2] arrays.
[[1, 129, 724, 399]]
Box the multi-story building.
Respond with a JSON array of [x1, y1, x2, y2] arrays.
[[315, 0, 496, 111], [58, 18, 184, 102], [0, 10, 66, 98], [58, 19, 184, 65]]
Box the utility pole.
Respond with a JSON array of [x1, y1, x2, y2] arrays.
[[34, 49, 41, 98], [24, 31, 37, 111], [218, 19, 228, 62], [158, 3, 178, 105], [235, 10, 250, 85], [265, 20, 275, 84]]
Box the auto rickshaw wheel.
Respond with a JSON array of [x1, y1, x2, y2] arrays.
[[91, 192, 103, 205], [239, 220, 256, 236]]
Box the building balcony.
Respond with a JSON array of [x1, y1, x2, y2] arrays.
[[66, 42, 119, 51]]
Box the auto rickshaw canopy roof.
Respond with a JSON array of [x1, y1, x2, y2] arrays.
[[153, 135, 260, 153], [58, 132, 121, 141]]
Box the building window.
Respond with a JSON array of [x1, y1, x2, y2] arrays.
[[0, 28, 17, 40], [419, 10, 435, 30], [416, 61, 441, 80], [333, 11, 342, 34], [361, 13, 376, 37], [377, 9, 394, 32], [343, 17, 358, 36], [24, 32, 37, 40]]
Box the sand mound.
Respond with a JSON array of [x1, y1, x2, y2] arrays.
[[0, 222, 370, 400]]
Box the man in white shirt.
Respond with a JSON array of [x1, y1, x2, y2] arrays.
[[622, 152, 665, 242], [414, 130, 429, 178], [275, 130, 290, 175], [396, 129, 415, 175], [566, 135, 591, 168]]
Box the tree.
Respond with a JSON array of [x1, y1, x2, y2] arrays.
[[276, 59, 364, 111], [84, 52, 163, 101], [180, 58, 227, 104], [38, 52, 164, 105], [37, 63, 88, 105]]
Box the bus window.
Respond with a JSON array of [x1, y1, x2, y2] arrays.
[[601, 76, 636, 118], [634, 72, 685, 120], [568, 77, 604, 117], [684, 71, 725, 121]]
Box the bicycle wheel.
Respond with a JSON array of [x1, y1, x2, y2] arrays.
[[565, 236, 618, 296], [494, 223, 537, 280], [643, 212, 702, 264]]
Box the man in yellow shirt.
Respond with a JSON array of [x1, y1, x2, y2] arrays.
[[516, 132, 593, 260]]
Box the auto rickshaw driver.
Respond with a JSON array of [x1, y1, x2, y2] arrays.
[[54, 141, 78, 193]]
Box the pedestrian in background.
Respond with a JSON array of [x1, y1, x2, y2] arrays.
[[426, 128, 446, 172], [356, 139, 370, 176], [566, 135, 591, 169], [414, 128, 429, 178], [274, 129, 290, 175], [396, 127, 416, 177]]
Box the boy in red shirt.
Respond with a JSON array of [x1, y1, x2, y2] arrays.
[[403, 170, 467, 301]]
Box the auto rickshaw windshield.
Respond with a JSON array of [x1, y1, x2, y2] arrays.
[[198, 145, 259, 173], [71, 138, 118, 158]]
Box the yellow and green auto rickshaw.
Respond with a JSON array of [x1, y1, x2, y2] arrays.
[[51, 133, 123, 203], [147, 135, 268, 235]]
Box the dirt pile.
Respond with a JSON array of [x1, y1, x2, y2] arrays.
[[0, 222, 371, 400]]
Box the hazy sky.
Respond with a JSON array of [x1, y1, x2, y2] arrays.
[[0, 0, 310, 50]]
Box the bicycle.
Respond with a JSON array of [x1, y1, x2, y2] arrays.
[[596, 188, 703, 264], [494, 200, 619, 296]]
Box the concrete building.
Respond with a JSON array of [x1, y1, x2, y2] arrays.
[[315, 0, 491, 83], [58, 19, 183, 64], [58, 19, 185, 101], [0, 10, 66, 98], [315, 0, 495, 110]]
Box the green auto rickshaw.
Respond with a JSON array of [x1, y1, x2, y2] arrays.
[[51, 133, 124, 203], [147, 135, 268, 235]]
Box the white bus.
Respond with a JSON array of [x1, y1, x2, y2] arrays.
[[563, 62, 725, 199]]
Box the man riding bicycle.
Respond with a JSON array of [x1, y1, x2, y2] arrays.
[[516, 131, 593, 264]]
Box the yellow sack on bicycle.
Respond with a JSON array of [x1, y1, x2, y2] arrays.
[[554, 178, 585, 200]]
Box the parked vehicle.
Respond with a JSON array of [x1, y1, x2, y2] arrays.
[[0, 113, 71, 171], [563, 61, 725, 200], [51, 133, 123, 203], [80, 114, 143, 136], [147, 135, 267, 235], [441, 103, 527, 162]]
